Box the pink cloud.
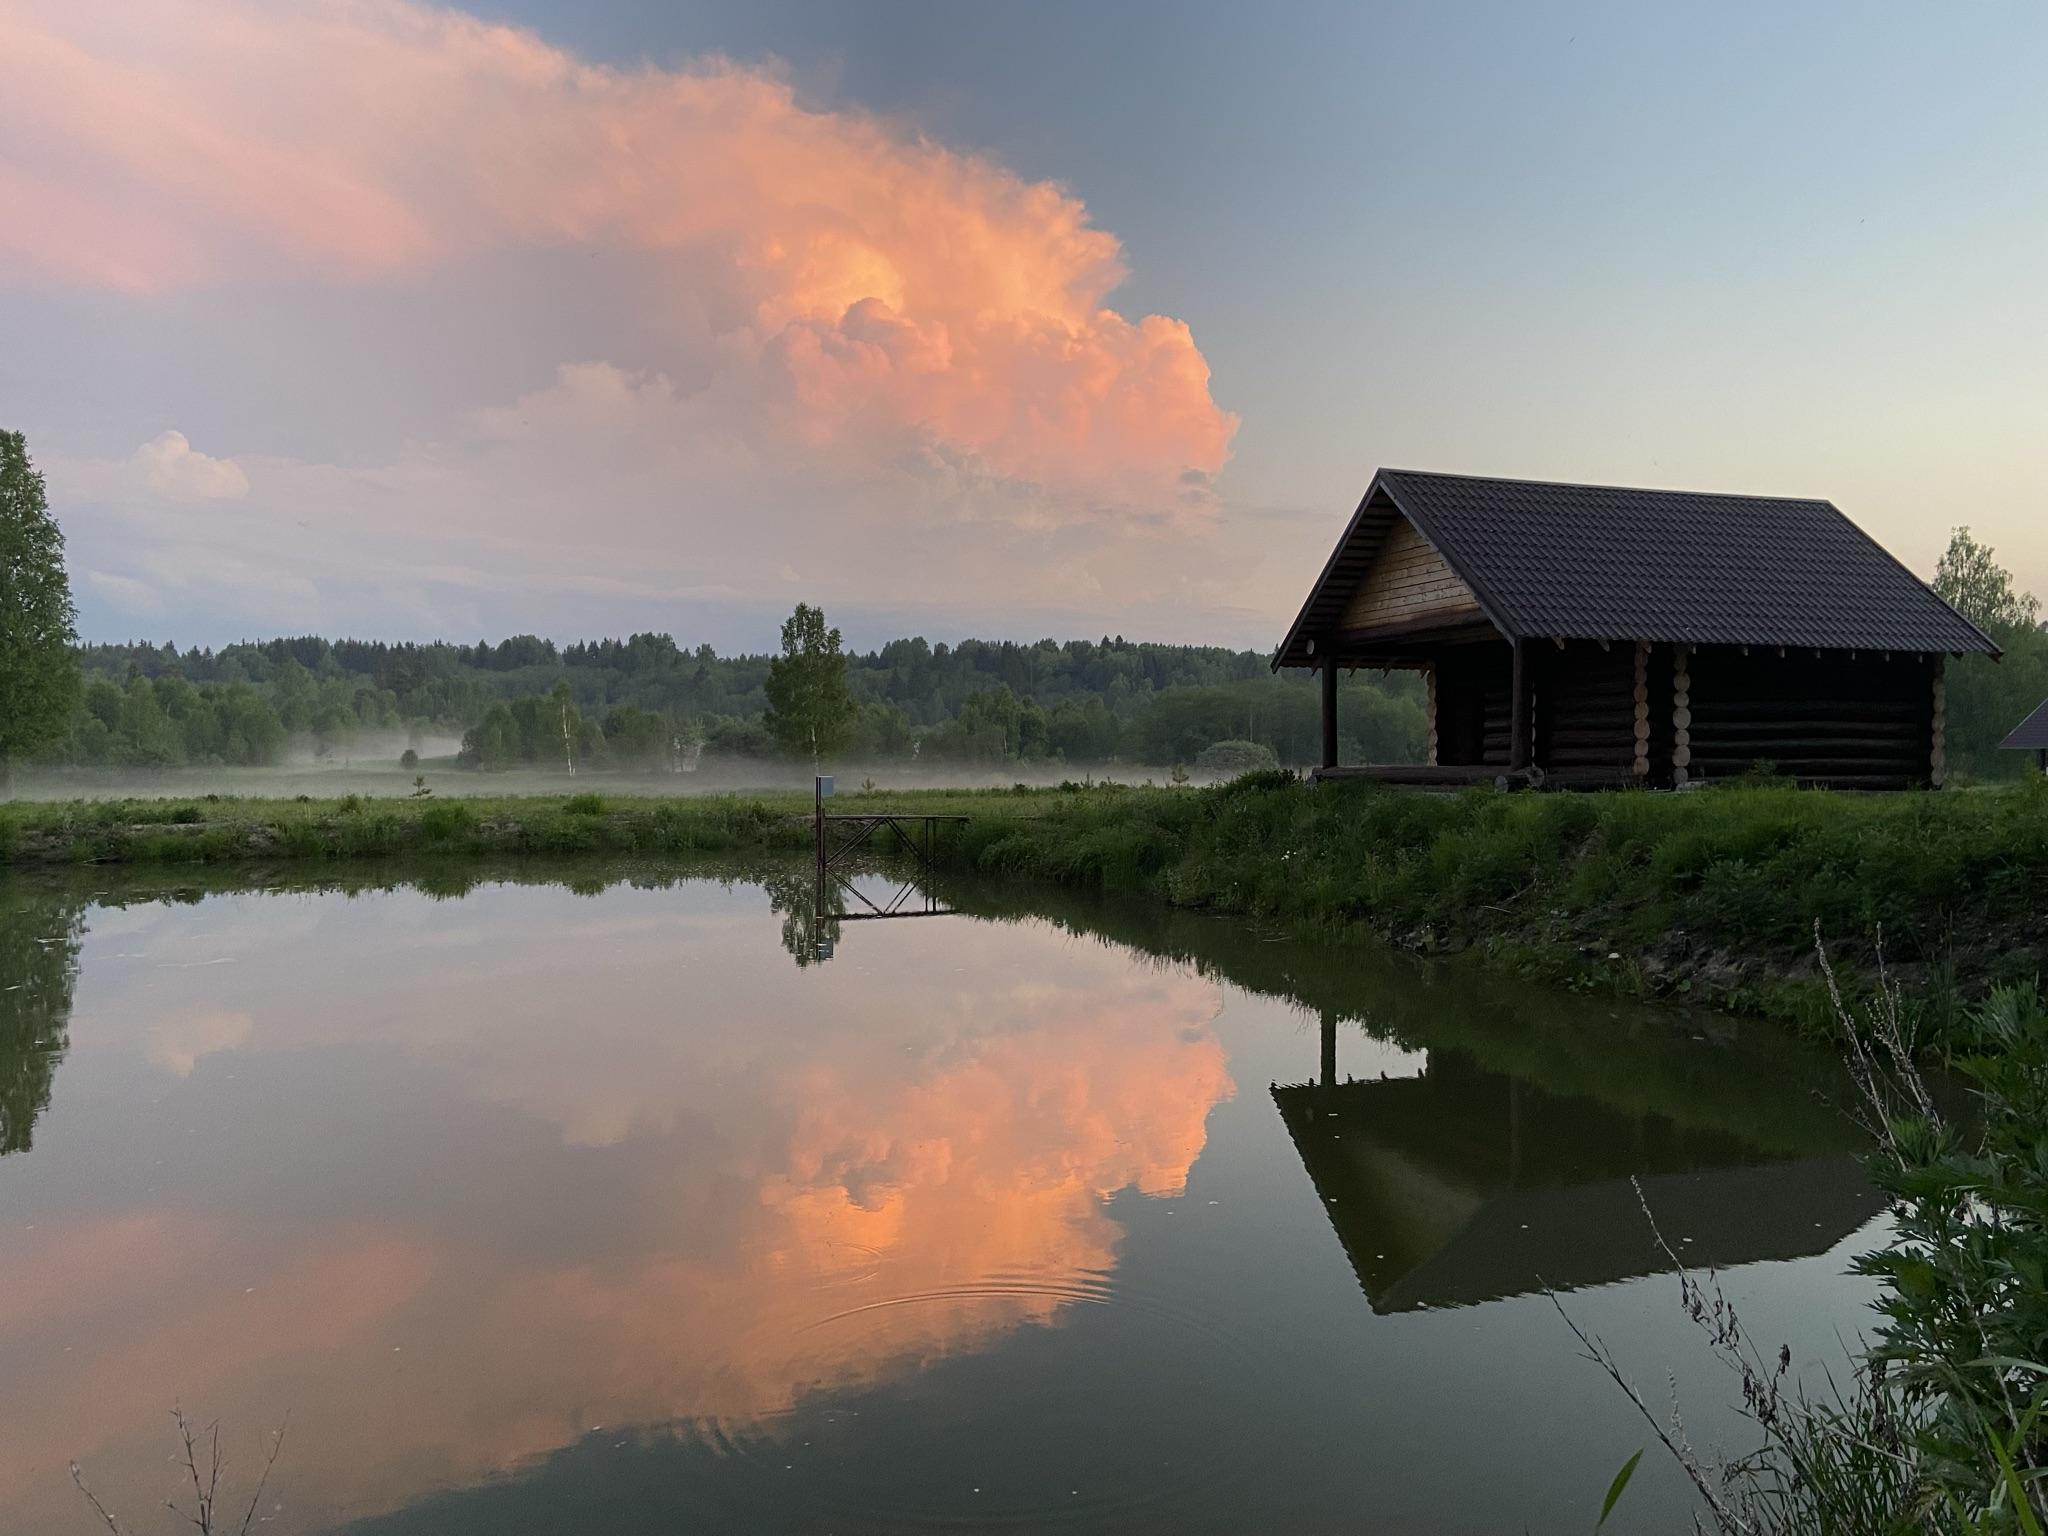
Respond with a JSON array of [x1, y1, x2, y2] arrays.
[[0, 0, 1235, 497]]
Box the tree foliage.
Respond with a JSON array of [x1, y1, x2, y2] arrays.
[[1850, 978, 2048, 1526], [58, 628, 1432, 772], [1195, 739, 1281, 777], [1935, 526, 2041, 632], [0, 431, 81, 780], [763, 603, 856, 764], [1933, 528, 2048, 781], [0, 881, 82, 1156], [46, 675, 288, 768], [456, 682, 686, 772]]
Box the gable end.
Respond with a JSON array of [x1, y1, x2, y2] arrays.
[[1339, 519, 1484, 633]]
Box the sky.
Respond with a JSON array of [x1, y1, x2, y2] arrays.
[[2, 0, 2043, 653]]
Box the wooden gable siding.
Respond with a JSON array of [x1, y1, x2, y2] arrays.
[[1338, 519, 1483, 632]]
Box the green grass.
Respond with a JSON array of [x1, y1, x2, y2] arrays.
[[6, 774, 2043, 1035], [940, 773, 2048, 1036], [0, 785, 1050, 868]]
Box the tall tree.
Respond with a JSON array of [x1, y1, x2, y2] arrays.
[[1932, 527, 2048, 780], [1935, 526, 2041, 632], [763, 602, 856, 764], [0, 431, 80, 791]]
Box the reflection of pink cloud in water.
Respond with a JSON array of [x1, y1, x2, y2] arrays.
[[0, 945, 1231, 1530], [0, 1216, 438, 1519]]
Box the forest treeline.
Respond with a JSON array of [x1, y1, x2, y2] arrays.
[[19, 498, 2046, 781], [38, 583, 2048, 779], [39, 632, 1428, 772]]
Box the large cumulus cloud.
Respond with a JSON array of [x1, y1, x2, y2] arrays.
[[0, 0, 1235, 502]]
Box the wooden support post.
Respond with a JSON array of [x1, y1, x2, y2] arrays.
[[1930, 656, 1947, 789], [1632, 640, 1651, 779], [1424, 663, 1439, 768], [1320, 658, 1338, 771], [1508, 639, 1531, 771], [1671, 645, 1692, 787], [1320, 1011, 1337, 1090]]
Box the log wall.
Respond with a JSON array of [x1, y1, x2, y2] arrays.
[[1434, 642, 1513, 768], [1531, 642, 1639, 785], [1364, 636, 1939, 790], [1681, 648, 1938, 790], [1437, 641, 1657, 782]]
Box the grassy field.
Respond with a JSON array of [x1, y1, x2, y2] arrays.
[[2, 759, 1201, 802], [0, 785, 1055, 865], [5, 774, 2043, 1036]]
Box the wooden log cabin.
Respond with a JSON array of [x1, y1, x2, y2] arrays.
[[1274, 470, 1999, 789]]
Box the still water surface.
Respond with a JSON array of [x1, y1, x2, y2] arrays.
[[1, 864, 1886, 1534]]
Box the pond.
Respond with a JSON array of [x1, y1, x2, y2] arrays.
[[0, 861, 1886, 1534]]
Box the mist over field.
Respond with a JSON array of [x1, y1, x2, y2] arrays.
[[3, 756, 1236, 804], [4, 629, 1441, 804], [280, 730, 468, 768]]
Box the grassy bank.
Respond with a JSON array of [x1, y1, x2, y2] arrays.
[[0, 786, 1036, 865], [5, 775, 2044, 1033], [948, 774, 2048, 1034]]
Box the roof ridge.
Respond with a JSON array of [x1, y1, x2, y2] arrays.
[[1379, 467, 1834, 506]]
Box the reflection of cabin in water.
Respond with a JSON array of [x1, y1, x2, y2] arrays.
[[1272, 1024, 1881, 1313], [1274, 470, 1997, 789]]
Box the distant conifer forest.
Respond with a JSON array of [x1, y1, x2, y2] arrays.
[[45, 519, 2048, 782], [42, 631, 1428, 772]]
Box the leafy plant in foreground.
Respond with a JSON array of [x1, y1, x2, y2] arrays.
[[1572, 935, 2048, 1533]]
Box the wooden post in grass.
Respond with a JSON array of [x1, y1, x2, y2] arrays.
[[1320, 657, 1338, 771]]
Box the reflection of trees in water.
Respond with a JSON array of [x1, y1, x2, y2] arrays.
[[761, 867, 843, 968], [0, 880, 83, 1156]]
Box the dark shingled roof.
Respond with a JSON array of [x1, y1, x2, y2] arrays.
[[2002, 698, 2048, 751], [1275, 469, 1998, 667]]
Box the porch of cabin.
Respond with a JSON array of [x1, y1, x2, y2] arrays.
[[1312, 632, 1944, 791]]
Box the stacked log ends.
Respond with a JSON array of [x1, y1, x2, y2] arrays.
[[1425, 664, 1439, 767], [1671, 644, 1693, 786], [1930, 659, 1947, 789], [1632, 640, 1651, 778]]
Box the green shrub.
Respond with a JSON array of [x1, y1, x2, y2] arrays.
[[1216, 766, 1299, 796], [417, 803, 477, 841], [564, 792, 605, 816], [1195, 739, 1280, 777], [1593, 974, 2048, 1533]]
